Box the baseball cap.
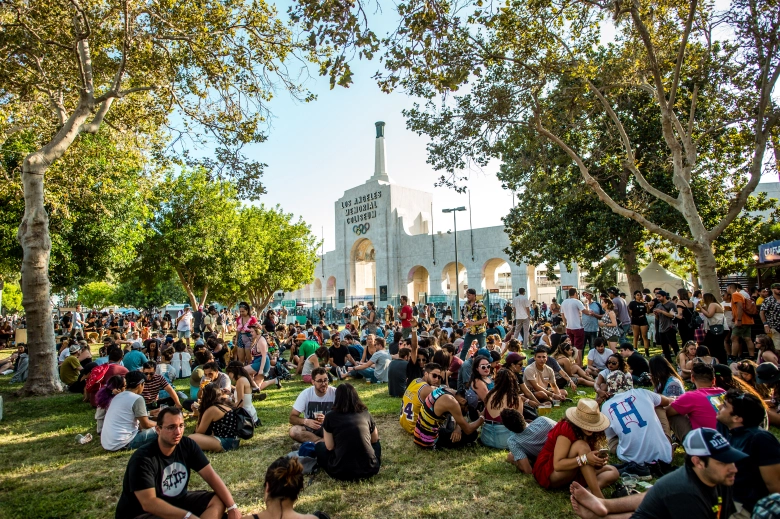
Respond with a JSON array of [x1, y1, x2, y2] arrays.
[[683, 428, 748, 463], [195, 338, 205, 346], [131, 341, 143, 350], [184, 304, 190, 308], [476, 348, 491, 359], [296, 333, 306, 341], [125, 371, 146, 388], [657, 290, 669, 298], [771, 283, 780, 290], [504, 352, 524, 366], [607, 286, 619, 295]]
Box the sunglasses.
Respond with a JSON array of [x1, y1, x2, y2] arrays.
[[143, 372, 154, 377], [430, 373, 443, 380], [478, 364, 491, 370], [607, 361, 618, 366]]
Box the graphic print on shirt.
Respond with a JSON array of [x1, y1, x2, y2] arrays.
[[305, 401, 334, 419], [161, 462, 188, 497], [707, 393, 726, 414], [607, 395, 648, 434]]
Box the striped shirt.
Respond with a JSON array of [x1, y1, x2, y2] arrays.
[[507, 416, 556, 461], [141, 374, 168, 404]]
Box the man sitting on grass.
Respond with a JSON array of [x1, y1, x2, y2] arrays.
[[502, 408, 556, 474], [289, 367, 336, 444], [115, 407, 242, 519], [569, 427, 745, 519], [101, 371, 158, 452]]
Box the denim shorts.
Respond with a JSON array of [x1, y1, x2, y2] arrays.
[[216, 436, 240, 452], [177, 330, 191, 339], [251, 355, 271, 377]]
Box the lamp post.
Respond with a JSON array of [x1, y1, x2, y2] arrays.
[[442, 206, 466, 321]]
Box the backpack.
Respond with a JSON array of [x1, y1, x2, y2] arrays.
[[744, 297, 759, 317], [233, 407, 256, 440]]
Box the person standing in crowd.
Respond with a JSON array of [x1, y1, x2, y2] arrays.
[[716, 389, 780, 516], [561, 288, 587, 366], [760, 283, 780, 349], [115, 407, 242, 519], [697, 292, 728, 364], [234, 302, 257, 366], [569, 427, 746, 519], [315, 383, 381, 481], [288, 367, 336, 444], [582, 290, 603, 354], [203, 305, 219, 340], [608, 287, 631, 344], [652, 291, 679, 363], [675, 288, 696, 346], [728, 283, 755, 362], [513, 287, 531, 346], [398, 295, 414, 341], [364, 301, 378, 335], [176, 304, 194, 347], [461, 288, 488, 359], [628, 291, 650, 356]]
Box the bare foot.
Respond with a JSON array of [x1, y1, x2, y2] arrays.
[[571, 495, 600, 519], [570, 481, 609, 517]]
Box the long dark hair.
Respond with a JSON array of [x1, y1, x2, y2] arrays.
[[562, 418, 605, 449], [331, 383, 368, 414], [469, 355, 491, 388], [225, 361, 251, 383], [197, 383, 226, 426], [608, 353, 628, 373], [485, 368, 521, 410], [757, 334, 778, 354], [648, 355, 683, 394]]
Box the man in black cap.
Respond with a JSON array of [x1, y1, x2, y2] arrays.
[[570, 427, 746, 519]]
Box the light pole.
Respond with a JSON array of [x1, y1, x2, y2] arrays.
[[442, 206, 466, 321]]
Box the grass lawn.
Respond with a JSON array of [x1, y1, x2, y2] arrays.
[[0, 344, 682, 519]]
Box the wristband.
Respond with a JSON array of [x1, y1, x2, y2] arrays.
[[184, 513, 192, 519], [226, 504, 238, 512]]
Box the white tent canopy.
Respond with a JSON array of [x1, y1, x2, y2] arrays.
[[617, 259, 692, 295]]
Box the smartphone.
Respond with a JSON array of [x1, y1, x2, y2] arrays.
[[598, 448, 609, 458]]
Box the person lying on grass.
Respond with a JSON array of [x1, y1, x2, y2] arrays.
[[532, 398, 619, 499], [116, 406, 242, 519]]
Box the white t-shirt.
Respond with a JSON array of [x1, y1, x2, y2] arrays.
[[560, 298, 586, 329], [370, 350, 393, 382], [58, 348, 70, 363], [588, 348, 615, 371], [602, 389, 672, 464], [292, 385, 337, 419], [101, 391, 148, 451], [176, 310, 193, 332], [513, 294, 530, 319]]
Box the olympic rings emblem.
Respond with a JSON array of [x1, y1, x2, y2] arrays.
[[353, 223, 371, 235]]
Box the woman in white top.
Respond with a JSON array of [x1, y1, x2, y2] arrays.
[[170, 340, 192, 379], [696, 292, 728, 364], [226, 361, 259, 426]]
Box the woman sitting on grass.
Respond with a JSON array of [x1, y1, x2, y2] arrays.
[[595, 353, 631, 404], [190, 383, 241, 452], [94, 374, 125, 434], [481, 368, 522, 449], [241, 457, 331, 519], [554, 342, 595, 387], [226, 361, 261, 426], [301, 347, 331, 384], [315, 382, 381, 481], [532, 398, 618, 498]]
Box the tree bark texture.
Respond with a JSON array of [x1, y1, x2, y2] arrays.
[[620, 240, 644, 295], [18, 162, 61, 394]]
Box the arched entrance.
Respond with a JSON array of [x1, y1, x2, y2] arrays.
[[407, 266, 430, 302], [326, 276, 337, 299], [482, 258, 512, 292], [351, 238, 376, 296], [313, 278, 323, 300], [441, 262, 468, 297]]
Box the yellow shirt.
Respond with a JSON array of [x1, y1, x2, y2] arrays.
[[400, 378, 429, 434]]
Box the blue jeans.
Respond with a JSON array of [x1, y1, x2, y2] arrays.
[[618, 324, 631, 344], [127, 427, 158, 450], [584, 331, 598, 352], [355, 367, 378, 383], [461, 332, 486, 359]]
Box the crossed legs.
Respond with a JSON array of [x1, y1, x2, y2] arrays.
[[570, 481, 643, 519]]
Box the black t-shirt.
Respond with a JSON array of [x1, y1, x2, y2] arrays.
[[626, 351, 650, 375], [728, 426, 780, 512], [631, 465, 735, 519], [387, 359, 407, 397], [406, 360, 424, 386], [321, 410, 379, 480], [628, 301, 648, 321], [263, 317, 276, 334], [328, 345, 349, 367], [61, 315, 72, 327], [550, 333, 564, 351], [116, 437, 209, 519], [192, 311, 203, 332]]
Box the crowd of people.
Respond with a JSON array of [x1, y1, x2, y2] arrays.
[[2, 281, 780, 519]]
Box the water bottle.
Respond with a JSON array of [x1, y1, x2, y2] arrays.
[[577, 390, 587, 396], [75, 433, 92, 444], [75, 434, 85, 443]]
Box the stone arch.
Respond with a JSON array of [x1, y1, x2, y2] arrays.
[[406, 265, 430, 302], [313, 278, 323, 300], [350, 238, 376, 296], [326, 276, 337, 299], [482, 258, 512, 292], [441, 262, 468, 297]]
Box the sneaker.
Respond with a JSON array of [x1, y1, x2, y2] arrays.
[[611, 482, 639, 498], [649, 459, 674, 478], [276, 378, 283, 389], [254, 418, 263, 427], [252, 392, 268, 401], [619, 462, 652, 480]]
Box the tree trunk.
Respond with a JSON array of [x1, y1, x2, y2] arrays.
[[690, 273, 700, 291], [200, 286, 209, 309], [694, 244, 720, 298], [620, 240, 644, 295], [175, 269, 200, 308], [19, 163, 61, 395]]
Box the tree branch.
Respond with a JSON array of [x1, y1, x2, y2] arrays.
[[669, 0, 699, 107]]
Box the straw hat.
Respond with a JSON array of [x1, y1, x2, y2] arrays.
[[565, 398, 610, 432]]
